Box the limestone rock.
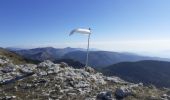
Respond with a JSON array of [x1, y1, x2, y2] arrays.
[[84, 66, 95, 73], [105, 76, 125, 84], [96, 91, 113, 100], [19, 64, 37, 74], [38, 60, 54, 68], [0, 58, 167, 100], [0, 56, 10, 65], [115, 86, 132, 99], [60, 62, 69, 68]]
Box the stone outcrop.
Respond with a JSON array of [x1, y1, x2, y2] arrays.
[[0, 56, 169, 100], [0, 56, 10, 66], [96, 91, 113, 100], [115, 86, 132, 99]]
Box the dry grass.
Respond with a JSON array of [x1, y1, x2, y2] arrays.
[[0, 48, 26, 64]]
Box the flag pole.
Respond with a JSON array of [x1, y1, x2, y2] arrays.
[[85, 28, 91, 67], [69, 28, 91, 67]]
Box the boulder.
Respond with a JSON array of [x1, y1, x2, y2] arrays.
[[38, 71, 48, 76], [42, 64, 61, 74], [96, 91, 113, 100], [0, 74, 15, 84], [161, 94, 170, 100], [84, 66, 95, 73], [53, 66, 60, 73], [0, 95, 16, 100], [60, 62, 69, 68], [89, 73, 106, 85], [0, 56, 10, 65], [115, 86, 132, 99], [19, 64, 37, 74], [38, 60, 54, 68], [1, 64, 15, 73]]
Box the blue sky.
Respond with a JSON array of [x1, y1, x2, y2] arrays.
[[0, 0, 170, 56]]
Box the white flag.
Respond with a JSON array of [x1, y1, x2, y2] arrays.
[[70, 28, 91, 36]]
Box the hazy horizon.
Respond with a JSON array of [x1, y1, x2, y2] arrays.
[[0, 0, 170, 58], [2, 45, 170, 58]]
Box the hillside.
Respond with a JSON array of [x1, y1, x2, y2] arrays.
[[102, 60, 170, 88], [63, 51, 170, 68], [12, 47, 81, 61], [0, 48, 26, 64], [1, 55, 170, 100]]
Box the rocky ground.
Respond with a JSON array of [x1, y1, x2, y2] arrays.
[[0, 56, 170, 100]]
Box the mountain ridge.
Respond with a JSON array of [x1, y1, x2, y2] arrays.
[[9, 47, 170, 68], [102, 60, 170, 88], [63, 50, 170, 68]]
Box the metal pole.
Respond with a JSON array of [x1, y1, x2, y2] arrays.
[[85, 33, 90, 67]]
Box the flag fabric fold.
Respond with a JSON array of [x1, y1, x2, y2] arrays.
[[70, 28, 91, 36]]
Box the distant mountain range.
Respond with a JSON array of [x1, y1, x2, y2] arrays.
[[8, 47, 170, 68], [63, 50, 170, 68], [9, 47, 81, 61], [102, 60, 170, 88]]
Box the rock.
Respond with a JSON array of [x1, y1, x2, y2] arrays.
[[67, 93, 77, 96], [0, 63, 37, 85], [89, 73, 106, 85], [150, 95, 157, 99], [138, 82, 143, 87], [0, 56, 10, 65], [85, 97, 96, 100], [74, 81, 90, 88], [96, 91, 113, 100], [162, 94, 168, 97], [78, 69, 90, 78], [60, 62, 69, 68], [19, 64, 37, 74], [36, 78, 47, 84], [161, 94, 170, 100], [129, 83, 143, 88], [18, 83, 35, 89], [77, 88, 91, 95], [115, 86, 132, 99], [53, 65, 60, 73], [1, 64, 15, 73], [38, 60, 54, 68], [1, 95, 16, 100], [42, 64, 61, 74], [38, 71, 48, 76], [84, 66, 95, 73], [47, 70, 54, 74], [0, 74, 15, 84], [105, 76, 125, 84]]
